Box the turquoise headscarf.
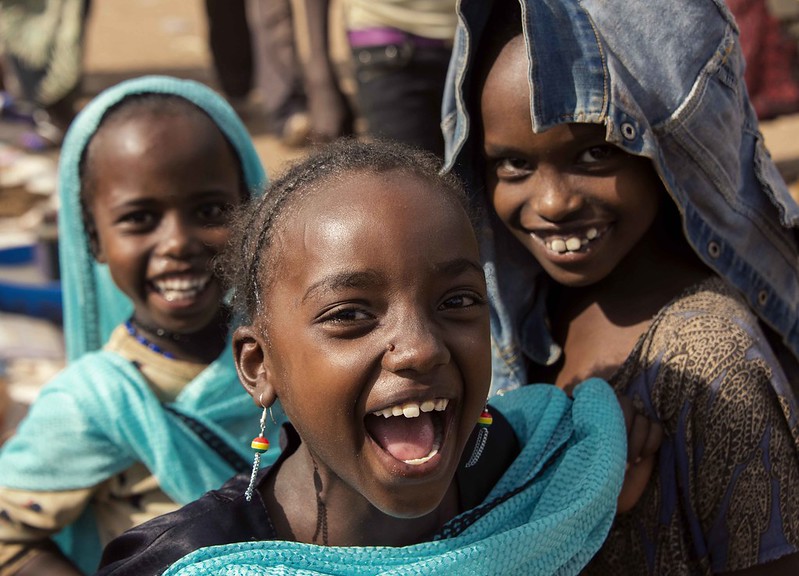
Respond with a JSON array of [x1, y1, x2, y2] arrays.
[[57, 75, 268, 361], [162, 380, 627, 576], [0, 76, 284, 574]]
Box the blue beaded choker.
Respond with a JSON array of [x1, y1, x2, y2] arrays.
[[125, 319, 175, 359]]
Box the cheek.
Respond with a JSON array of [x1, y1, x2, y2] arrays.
[[454, 326, 492, 396], [487, 182, 517, 227], [202, 227, 234, 254]]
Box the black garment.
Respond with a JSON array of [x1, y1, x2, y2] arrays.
[[96, 413, 518, 576], [351, 42, 452, 157], [205, 0, 253, 99]]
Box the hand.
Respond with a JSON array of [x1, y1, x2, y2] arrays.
[[617, 395, 663, 513]]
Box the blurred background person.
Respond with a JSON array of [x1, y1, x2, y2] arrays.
[[728, 0, 799, 120], [340, 0, 456, 157], [0, 0, 91, 149]]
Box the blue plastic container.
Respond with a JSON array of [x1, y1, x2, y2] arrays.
[[0, 245, 62, 323]]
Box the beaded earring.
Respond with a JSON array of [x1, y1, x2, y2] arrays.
[[465, 406, 493, 468], [244, 394, 270, 501]]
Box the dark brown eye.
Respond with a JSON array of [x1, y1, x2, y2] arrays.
[[495, 157, 532, 179], [578, 145, 618, 164]]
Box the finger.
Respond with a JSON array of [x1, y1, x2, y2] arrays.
[[617, 395, 634, 435], [641, 420, 664, 458], [617, 454, 655, 513], [627, 412, 650, 464]]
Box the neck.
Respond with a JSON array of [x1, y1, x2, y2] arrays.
[[266, 446, 459, 547], [129, 307, 230, 364]]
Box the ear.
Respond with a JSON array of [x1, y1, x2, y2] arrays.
[[91, 234, 106, 263], [84, 217, 105, 263], [232, 324, 277, 407]]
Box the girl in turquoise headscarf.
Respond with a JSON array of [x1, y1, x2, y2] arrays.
[[0, 76, 284, 575]]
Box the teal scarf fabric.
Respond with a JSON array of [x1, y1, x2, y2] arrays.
[[0, 76, 282, 574], [162, 379, 626, 576]]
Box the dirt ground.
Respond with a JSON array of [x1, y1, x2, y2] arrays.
[[81, 0, 307, 174], [78, 0, 799, 182]]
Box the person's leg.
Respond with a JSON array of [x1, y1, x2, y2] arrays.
[[352, 41, 451, 157], [0, 0, 90, 146], [205, 0, 253, 100], [292, 0, 353, 142], [247, 0, 305, 132]]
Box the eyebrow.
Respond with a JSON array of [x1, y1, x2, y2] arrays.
[[433, 257, 484, 278], [302, 269, 384, 303], [301, 258, 484, 303]]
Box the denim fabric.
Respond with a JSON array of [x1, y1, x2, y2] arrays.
[[442, 0, 799, 395]]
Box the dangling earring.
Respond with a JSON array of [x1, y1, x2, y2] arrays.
[[245, 393, 270, 501], [465, 406, 493, 468]]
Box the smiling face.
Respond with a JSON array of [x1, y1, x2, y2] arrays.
[[480, 35, 664, 288], [87, 108, 243, 335], [240, 169, 490, 519]]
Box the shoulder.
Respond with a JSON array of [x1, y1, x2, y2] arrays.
[[653, 277, 762, 337], [625, 278, 798, 439], [97, 472, 276, 576], [632, 277, 778, 386]]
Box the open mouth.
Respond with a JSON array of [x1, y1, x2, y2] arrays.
[[534, 226, 606, 255], [364, 398, 449, 466], [149, 273, 212, 303]]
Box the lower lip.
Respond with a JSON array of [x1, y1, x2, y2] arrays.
[[367, 435, 445, 479], [366, 412, 453, 480]]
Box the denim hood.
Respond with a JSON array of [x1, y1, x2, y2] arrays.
[[442, 0, 799, 393]]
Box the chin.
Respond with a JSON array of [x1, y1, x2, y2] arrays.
[[370, 480, 453, 520]]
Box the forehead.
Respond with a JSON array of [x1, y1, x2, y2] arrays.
[[85, 111, 242, 211], [92, 110, 227, 161], [294, 170, 468, 236], [269, 170, 478, 286]]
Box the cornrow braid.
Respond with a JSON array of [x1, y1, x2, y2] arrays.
[[222, 138, 478, 325]]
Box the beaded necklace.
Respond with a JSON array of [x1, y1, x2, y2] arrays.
[[125, 319, 175, 359]]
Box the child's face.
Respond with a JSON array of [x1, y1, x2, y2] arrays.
[[246, 171, 490, 518], [480, 36, 663, 288], [88, 112, 243, 334]]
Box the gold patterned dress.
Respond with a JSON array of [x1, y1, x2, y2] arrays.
[[585, 277, 799, 575]]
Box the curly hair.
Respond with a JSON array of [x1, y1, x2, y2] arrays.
[[222, 138, 478, 325]]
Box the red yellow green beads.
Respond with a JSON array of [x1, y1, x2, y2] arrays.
[[251, 436, 270, 452], [478, 409, 493, 427]]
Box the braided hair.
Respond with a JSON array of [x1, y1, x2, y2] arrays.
[[223, 138, 478, 325]]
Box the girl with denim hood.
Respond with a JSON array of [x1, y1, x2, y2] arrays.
[[443, 0, 799, 573], [0, 76, 285, 575]]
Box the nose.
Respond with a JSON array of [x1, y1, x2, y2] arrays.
[[382, 312, 450, 374], [525, 168, 583, 223], [156, 213, 202, 258]]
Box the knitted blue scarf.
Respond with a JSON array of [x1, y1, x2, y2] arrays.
[[162, 380, 626, 576]]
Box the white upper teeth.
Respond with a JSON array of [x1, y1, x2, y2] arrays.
[[155, 275, 210, 291], [153, 275, 211, 301], [546, 227, 599, 254], [372, 398, 449, 419]]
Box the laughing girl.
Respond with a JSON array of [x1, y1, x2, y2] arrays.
[[0, 76, 284, 575], [96, 139, 627, 576]]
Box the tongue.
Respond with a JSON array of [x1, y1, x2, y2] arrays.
[[366, 412, 435, 461]]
